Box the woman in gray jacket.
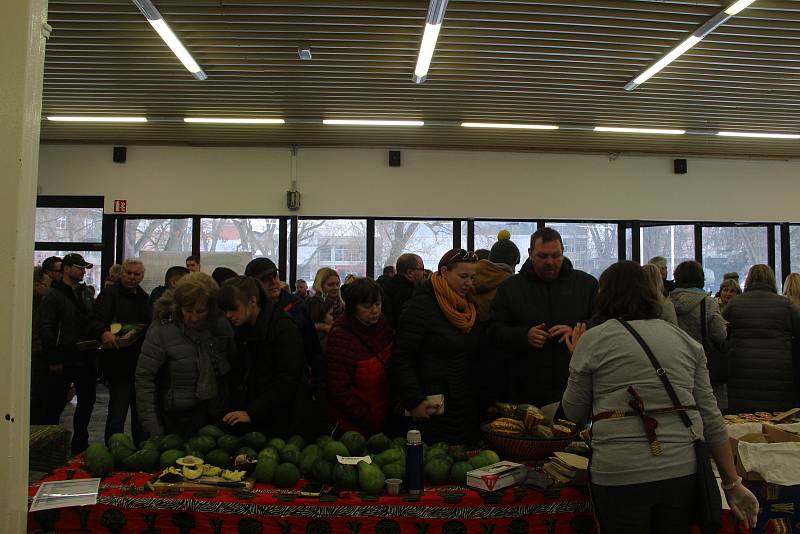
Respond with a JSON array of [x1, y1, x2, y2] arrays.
[[563, 261, 757, 533], [136, 272, 234, 439]]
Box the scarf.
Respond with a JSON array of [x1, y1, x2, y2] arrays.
[[430, 272, 476, 333]]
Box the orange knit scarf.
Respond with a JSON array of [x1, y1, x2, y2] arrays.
[[430, 272, 476, 333]]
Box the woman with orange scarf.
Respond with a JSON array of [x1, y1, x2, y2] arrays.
[[389, 248, 482, 444]]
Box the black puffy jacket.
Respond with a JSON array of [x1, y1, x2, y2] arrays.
[[379, 274, 417, 329], [389, 280, 483, 445], [39, 281, 94, 365], [722, 283, 800, 412], [228, 301, 312, 438], [488, 258, 597, 406]]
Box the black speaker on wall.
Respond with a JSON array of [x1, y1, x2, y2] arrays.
[[389, 150, 401, 167], [113, 146, 127, 164], [674, 158, 687, 174]]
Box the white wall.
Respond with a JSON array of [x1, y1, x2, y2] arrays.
[[37, 144, 799, 222]]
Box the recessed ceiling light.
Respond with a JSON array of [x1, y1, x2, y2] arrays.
[[183, 118, 285, 124], [718, 131, 800, 139], [47, 116, 148, 123], [594, 126, 686, 135], [322, 119, 424, 126], [461, 122, 559, 130]]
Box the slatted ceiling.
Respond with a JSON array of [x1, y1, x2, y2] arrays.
[[41, 1, 800, 156]]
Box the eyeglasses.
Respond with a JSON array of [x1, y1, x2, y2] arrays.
[[441, 248, 478, 266]]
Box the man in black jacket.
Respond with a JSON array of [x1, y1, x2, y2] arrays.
[[91, 258, 151, 444], [39, 253, 97, 453], [489, 228, 597, 407], [379, 253, 424, 329]]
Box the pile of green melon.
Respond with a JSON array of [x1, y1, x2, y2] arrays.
[[83, 427, 503, 495]]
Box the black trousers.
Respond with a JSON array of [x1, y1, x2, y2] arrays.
[[591, 474, 697, 534], [105, 374, 144, 446], [44, 360, 97, 453]]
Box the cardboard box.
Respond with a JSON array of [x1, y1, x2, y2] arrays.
[[731, 424, 800, 482], [466, 461, 528, 492]]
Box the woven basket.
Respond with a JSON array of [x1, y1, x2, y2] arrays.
[[480, 422, 577, 461]]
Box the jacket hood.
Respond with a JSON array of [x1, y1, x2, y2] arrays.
[[472, 260, 512, 294], [670, 288, 707, 314], [520, 256, 575, 282], [153, 288, 174, 321]]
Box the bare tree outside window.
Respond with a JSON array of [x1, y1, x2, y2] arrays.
[[374, 220, 454, 275], [35, 207, 103, 242], [34, 250, 102, 291], [200, 218, 280, 275], [702, 226, 768, 293], [124, 218, 193, 292], [641, 225, 695, 278], [546, 222, 618, 280], [297, 219, 366, 283]]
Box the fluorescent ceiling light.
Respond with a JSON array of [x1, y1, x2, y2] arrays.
[[322, 119, 424, 126], [595, 126, 686, 135], [718, 131, 800, 139], [627, 35, 702, 90], [47, 116, 148, 123], [461, 122, 559, 130], [725, 0, 757, 15], [413, 0, 448, 84], [184, 118, 285, 124], [132, 0, 207, 81]]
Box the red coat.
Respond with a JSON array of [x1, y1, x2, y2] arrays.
[[325, 313, 393, 435]]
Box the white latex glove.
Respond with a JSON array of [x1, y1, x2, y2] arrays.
[[725, 483, 759, 529]]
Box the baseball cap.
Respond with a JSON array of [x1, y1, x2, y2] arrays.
[[62, 253, 93, 269], [244, 257, 278, 279]]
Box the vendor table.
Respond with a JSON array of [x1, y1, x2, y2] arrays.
[[27, 459, 745, 533]]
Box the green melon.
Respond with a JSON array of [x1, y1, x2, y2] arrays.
[[267, 437, 286, 451], [205, 449, 232, 469], [302, 444, 322, 458], [108, 433, 135, 450], [258, 447, 280, 463], [381, 461, 404, 481], [279, 444, 301, 465], [449, 446, 469, 462], [235, 447, 258, 460], [377, 448, 402, 465], [287, 434, 305, 450], [187, 435, 216, 454], [198, 425, 225, 440], [159, 449, 185, 469], [122, 449, 160, 471], [315, 435, 333, 450], [110, 442, 137, 467], [242, 431, 267, 451], [479, 450, 501, 464], [424, 457, 452, 485], [273, 462, 300, 488], [358, 460, 386, 494], [311, 458, 334, 484], [323, 441, 350, 463], [340, 431, 366, 456], [366, 433, 392, 454], [450, 461, 472, 485], [333, 463, 359, 490], [255, 457, 278, 483], [139, 437, 161, 451], [84, 444, 114, 477], [468, 455, 493, 469], [159, 434, 185, 451], [216, 435, 241, 454]]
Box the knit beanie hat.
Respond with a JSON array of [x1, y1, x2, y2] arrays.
[[489, 230, 521, 268]]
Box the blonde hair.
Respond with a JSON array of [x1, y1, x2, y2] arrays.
[[642, 263, 666, 299], [312, 267, 340, 294], [122, 258, 144, 270], [745, 264, 776, 292], [166, 272, 219, 324], [783, 273, 800, 306]]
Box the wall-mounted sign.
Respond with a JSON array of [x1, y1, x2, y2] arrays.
[[113, 200, 127, 213]]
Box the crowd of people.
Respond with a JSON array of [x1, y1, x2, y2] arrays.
[[33, 227, 796, 530]]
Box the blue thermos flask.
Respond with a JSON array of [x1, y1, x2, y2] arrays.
[[405, 429, 424, 494]]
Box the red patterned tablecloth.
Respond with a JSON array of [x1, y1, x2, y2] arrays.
[[27, 458, 746, 533]]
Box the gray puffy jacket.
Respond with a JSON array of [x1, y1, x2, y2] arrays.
[[669, 288, 727, 345], [135, 315, 235, 437], [722, 284, 800, 412]]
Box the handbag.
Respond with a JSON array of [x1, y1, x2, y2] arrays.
[[699, 301, 728, 386], [618, 319, 722, 534]]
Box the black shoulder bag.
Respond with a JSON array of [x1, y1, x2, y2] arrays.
[[700, 301, 728, 386], [618, 319, 722, 534]]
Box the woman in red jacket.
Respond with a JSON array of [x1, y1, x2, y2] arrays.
[[326, 277, 393, 435]]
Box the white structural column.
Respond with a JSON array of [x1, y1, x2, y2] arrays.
[[0, 0, 48, 530]]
